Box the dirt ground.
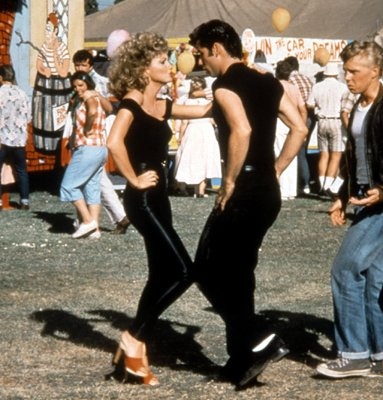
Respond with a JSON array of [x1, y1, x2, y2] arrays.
[[0, 180, 382, 400]]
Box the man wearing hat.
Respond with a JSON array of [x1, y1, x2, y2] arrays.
[[307, 62, 349, 197]]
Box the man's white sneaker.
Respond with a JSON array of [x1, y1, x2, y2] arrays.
[[72, 220, 97, 239]]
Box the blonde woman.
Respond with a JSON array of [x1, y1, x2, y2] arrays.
[[107, 32, 211, 386]]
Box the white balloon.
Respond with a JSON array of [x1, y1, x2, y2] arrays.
[[106, 29, 131, 59]]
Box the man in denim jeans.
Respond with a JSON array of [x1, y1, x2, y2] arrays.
[[316, 40, 383, 378]]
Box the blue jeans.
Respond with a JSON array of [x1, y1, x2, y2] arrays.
[[331, 203, 383, 361], [60, 145, 107, 204], [0, 145, 29, 201]]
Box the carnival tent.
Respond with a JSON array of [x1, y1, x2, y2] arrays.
[[85, 0, 383, 46]]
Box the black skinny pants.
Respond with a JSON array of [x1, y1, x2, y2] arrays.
[[123, 167, 193, 341], [194, 170, 281, 358]]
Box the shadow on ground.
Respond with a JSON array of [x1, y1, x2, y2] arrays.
[[33, 211, 74, 233], [30, 307, 335, 380]]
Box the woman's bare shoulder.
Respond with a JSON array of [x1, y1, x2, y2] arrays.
[[123, 89, 143, 106]]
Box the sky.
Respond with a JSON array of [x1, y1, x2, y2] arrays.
[[98, 0, 116, 11]]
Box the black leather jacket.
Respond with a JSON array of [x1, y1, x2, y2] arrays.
[[339, 83, 383, 202]]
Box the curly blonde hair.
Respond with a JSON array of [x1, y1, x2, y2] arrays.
[[108, 32, 169, 100]]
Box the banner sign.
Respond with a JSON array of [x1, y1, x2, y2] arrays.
[[251, 36, 349, 64]]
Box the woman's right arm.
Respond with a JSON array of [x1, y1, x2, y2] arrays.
[[171, 101, 212, 120], [107, 108, 159, 190]]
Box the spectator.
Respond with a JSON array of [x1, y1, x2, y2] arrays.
[[72, 49, 112, 114], [72, 49, 130, 234], [306, 63, 349, 197], [275, 60, 307, 200], [285, 55, 313, 195], [316, 40, 383, 379], [174, 76, 221, 198], [252, 49, 274, 74], [60, 71, 107, 239], [0, 65, 31, 210]]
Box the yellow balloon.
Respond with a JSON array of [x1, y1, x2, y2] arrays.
[[177, 52, 195, 75], [272, 7, 291, 33], [314, 48, 331, 66]]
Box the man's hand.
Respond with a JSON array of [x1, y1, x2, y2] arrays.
[[83, 90, 98, 102], [349, 187, 383, 207], [328, 198, 346, 226], [215, 180, 235, 211]]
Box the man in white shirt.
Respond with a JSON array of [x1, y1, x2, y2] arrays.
[[307, 63, 349, 196]]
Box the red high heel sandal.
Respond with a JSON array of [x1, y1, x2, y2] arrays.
[[113, 346, 148, 377], [143, 371, 160, 386]]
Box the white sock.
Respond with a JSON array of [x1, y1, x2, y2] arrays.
[[319, 176, 325, 190], [329, 176, 344, 193], [323, 176, 334, 190]]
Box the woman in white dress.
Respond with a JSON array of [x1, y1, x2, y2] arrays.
[[174, 76, 222, 197]]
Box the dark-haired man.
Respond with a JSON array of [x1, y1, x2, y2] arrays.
[[189, 20, 308, 389]]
